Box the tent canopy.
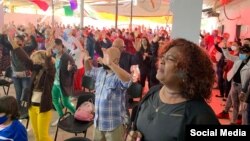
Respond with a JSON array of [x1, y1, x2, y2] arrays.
[[3, 0, 225, 17]]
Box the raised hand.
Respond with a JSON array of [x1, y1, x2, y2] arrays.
[[101, 48, 111, 66], [82, 48, 91, 61], [218, 41, 227, 49], [46, 38, 55, 49], [45, 29, 55, 49], [7, 25, 16, 38], [7, 32, 19, 49], [27, 23, 36, 35], [67, 61, 73, 71], [46, 42, 54, 57], [143, 52, 149, 60]]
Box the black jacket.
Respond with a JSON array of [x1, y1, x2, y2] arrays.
[[59, 52, 77, 96], [12, 47, 55, 113], [132, 85, 220, 141]]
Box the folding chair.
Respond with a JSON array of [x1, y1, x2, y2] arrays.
[[0, 67, 13, 95], [19, 88, 30, 129], [54, 94, 95, 141], [72, 76, 95, 97], [82, 75, 95, 92], [64, 137, 91, 141]]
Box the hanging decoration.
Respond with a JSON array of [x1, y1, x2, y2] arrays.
[[64, 5, 74, 16], [220, 0, 230, 5], [29, 0, 49, 11], [69, 0, 77, 10]]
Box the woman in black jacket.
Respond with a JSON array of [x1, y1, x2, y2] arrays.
[[136, 37, 152, 88], [126, 38, 220, 141]]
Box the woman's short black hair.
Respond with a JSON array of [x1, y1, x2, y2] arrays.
[[0, 96, 20, 120], [54, 38, 64, 48], [55, 38, 62, 45]]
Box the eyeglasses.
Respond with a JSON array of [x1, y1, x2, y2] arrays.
[[159, 54, 178, 63]]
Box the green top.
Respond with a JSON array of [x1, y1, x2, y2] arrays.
[[53, 57, 60, 85]]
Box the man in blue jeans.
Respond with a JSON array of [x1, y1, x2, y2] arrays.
[[240, 38, 250, 124], [8, 35, 34, 109], [217, 38, 250, 125], [2, 27, 37, 109]]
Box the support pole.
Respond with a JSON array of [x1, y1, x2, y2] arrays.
[[80, 0, 84, 28], [115, 0, 118, 29], [52, 0, 55, 28], [0, 1, 4, 32], [170, 0, 203, 43], [130, 0, 133, 31]]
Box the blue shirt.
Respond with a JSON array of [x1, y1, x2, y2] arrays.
[[87, 67, 131, 131], [0, 120, 28, 141]]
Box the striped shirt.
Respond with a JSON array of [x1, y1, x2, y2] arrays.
[[87, 67, 131, 131]]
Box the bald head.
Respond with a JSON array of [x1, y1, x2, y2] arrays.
[[112, 38, 125, 52], [106, 47, 121, 64]]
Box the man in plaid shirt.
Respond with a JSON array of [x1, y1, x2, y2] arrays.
[[84, 47, 132, 141]]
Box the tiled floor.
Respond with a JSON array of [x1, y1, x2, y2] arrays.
[[0, 84, 230, 141]]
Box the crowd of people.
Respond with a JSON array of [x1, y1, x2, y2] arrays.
[[0, 22, 249, 141], [200, 29, 250, 125]]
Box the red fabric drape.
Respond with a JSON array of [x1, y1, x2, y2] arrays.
[[30, 0, 49, 11], [220, 0, 229, 5]]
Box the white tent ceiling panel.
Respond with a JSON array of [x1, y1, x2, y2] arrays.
[[4, 0, 236, 16]]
